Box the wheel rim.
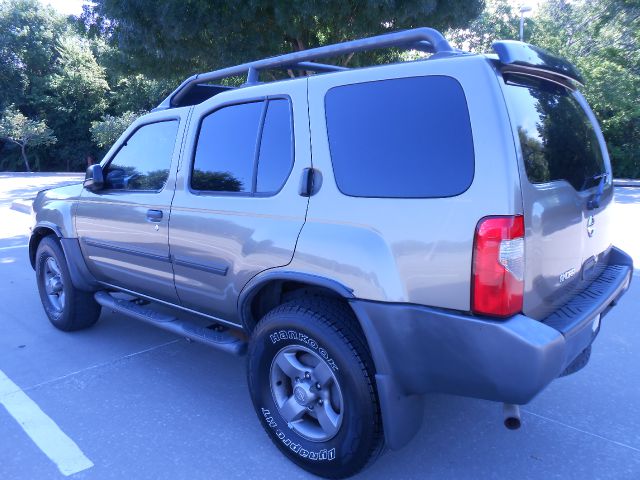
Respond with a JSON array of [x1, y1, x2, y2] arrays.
[[270, 345, 344, 442], [42, 256, 65, 312]]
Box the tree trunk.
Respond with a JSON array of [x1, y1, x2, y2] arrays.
[[20, 143, 31, 172]]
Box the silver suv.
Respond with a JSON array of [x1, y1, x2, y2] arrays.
[[30, 28, 633, 478]]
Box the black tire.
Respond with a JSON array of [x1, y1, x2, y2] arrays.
[[35, 236, 101, 331], [248, 297, 384, 479]]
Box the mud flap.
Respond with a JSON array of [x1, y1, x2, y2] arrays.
[[375, 373, 424, 450]]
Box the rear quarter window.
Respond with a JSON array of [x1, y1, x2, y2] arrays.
[[324, 76, 474, 198]]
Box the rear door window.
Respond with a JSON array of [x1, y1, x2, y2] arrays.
[[501, 74, 606, 191], [191, 101, 263, 192], [192, 98, 294, 194], [324, 76, 474, 198]]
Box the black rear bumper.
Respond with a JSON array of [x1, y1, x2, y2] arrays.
[[351, 246, 633, 449]]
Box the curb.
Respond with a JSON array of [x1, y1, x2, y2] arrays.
[[613, 179, 640, 187]]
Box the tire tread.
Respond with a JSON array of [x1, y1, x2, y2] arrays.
[[250, 296, 384, 478]]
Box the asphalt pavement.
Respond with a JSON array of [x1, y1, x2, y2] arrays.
[[1, 174, 639, 479]]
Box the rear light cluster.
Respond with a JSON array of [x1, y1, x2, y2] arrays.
[[472, 215, 524, 318]]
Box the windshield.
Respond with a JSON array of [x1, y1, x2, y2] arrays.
[[502, 74, 606, 191]]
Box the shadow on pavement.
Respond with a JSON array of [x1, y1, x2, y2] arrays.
[[0, 234, 29, 248]]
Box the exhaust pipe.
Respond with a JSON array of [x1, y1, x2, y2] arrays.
[[503, 403, 521, 430]]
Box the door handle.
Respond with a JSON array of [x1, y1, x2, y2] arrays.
[[299, 168, 322, 197], [146, 209, 163, 223]]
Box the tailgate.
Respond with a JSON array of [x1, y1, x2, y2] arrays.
[[500, 73, 615, 320]]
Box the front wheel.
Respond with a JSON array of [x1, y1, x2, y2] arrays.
[[247, 298, 384, 478], [35, 236, 101, 331]]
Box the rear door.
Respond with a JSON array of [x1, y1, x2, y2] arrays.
[[168, 79, 310, 323], [500, 73, 614, 319]]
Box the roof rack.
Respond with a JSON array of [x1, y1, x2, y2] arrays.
[[156, 27, 454, 110]]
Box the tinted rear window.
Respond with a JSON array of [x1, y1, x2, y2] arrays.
[[325, 76, 474, 198], [502, 74, 605, 191]]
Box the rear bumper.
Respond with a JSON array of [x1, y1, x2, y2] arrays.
[[352, 246, 633, 406]]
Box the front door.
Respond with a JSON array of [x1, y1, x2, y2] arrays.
[[169, 79, 310, 323], [75, 111, 188, 302]]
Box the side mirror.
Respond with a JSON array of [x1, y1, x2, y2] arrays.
[[84, 164, 104, 192]]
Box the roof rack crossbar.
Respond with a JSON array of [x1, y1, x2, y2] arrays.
[[161, 27, 452, 109], [288, 62, 350, 72]]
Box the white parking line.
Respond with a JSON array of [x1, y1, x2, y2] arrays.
[[0, 369, 94, 476]]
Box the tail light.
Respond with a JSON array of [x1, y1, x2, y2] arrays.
[[472, 215, 524, 317]]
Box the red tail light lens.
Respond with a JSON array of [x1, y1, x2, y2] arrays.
[[472, 215, 524, 317]]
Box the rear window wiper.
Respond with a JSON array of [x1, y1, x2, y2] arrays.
[[586, 172, 608, 210]]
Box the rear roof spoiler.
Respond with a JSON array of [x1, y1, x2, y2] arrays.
[[492, 40, 584, 85]]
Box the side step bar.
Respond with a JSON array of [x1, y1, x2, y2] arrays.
[[94, 291, 247, 356]]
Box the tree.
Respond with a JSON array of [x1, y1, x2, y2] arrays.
[[0, 105, 56, 171], [446, 0, 520, 52], [0, 0, 111, 171], [0, 0, 67, 111], [41, 35, 110, 170], [447, 0, 640, 178], [530, 0, 640, 178], [91, 111, 141, 149], [84, 0, 484, 78]]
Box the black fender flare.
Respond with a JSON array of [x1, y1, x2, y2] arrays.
[[29, 222, 63, 267], [238, 270, 355, 330], [30, 224, 99, 292]]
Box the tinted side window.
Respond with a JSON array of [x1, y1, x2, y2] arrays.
[[256, 99, 294, 193], [191, 102, 263, 192], [325, 76, 474, 198], [105, 120, 179, 191]]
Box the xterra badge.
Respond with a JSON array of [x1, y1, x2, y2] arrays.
[[559, 267, 577, 283]]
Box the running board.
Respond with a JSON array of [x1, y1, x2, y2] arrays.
[[94, 291, 247, 356]]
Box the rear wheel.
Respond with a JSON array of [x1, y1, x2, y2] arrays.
[[247, 298, 384, 478], [35, 236, 101, 331]]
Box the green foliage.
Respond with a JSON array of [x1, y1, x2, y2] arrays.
[[0, 0, 67, 111], [530, 0, 640, 178], [91, 111, 141, 149], [448, 0, 639, 178], [0, 0, 159, 171], [1, 0, 486, 172], [41, 35, 110, 170], [109, 75, 174, 115], [446, 0, 520, 52], [0, 105, 56, 171], [2, 0, 637, 178], [86, 0, 484, 77]]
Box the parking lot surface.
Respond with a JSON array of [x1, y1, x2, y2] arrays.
[[1, 174, 639, 479]]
